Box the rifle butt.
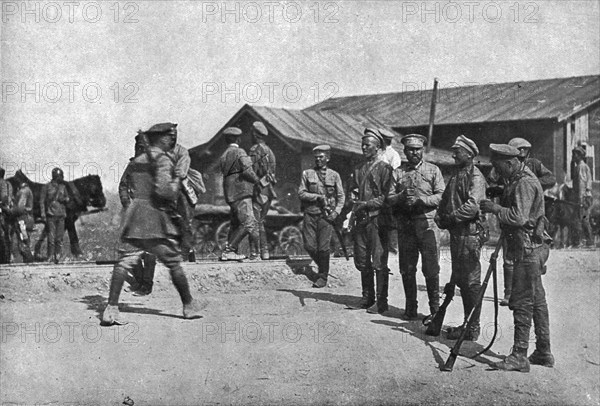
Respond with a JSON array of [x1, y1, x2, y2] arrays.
[[425, 309, 446, 336], [441, 353, 457, 372]]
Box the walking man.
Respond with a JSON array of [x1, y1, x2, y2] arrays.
[[387, 134, 445, 319], [101, 123, 206, 325], [346, 128, 392, 313], [40, 167, 70, 263], [219, 127, 260, 261], [481, 143, 554, 371], [249, 121, 277, 260], [435, 136, 487, 341], [298, 145, 345, 288]]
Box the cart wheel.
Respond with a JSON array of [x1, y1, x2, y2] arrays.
[[192, 220, 217, 255], [215, 220, 249, 255], [278, 225, 304, 255]]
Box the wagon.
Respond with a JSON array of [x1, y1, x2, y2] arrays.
[[192, 203, 305, 259]]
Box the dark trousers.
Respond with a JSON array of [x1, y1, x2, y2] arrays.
[[449, 233, 482, 328], [397, 217, 441, 312], [0, 215, 11, 264], [132, 252, 157, 289], [509, 245, 551, 350], [46, 216, 65, 259], [353, 215, 388, 303], [251, 197, 271, 255], [227, 198, 258, 252], [302, 212, 333, 279]]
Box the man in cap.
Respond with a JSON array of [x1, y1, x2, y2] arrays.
[[480, 144, 553, 372], [219, 127, 260, 261], [346, 128, 392, 313], [0, 167, 14, 264], [487, 137, 555, 306], [101, 123, 206, 325], [249, 121, 277, 260], [118, 130, 157, 296], [40, 167, 70, 263], [387, 134, 445, 319], [571, 146, 594, 247], [298, 144, 345, 288], [435, 135, 488, 341]]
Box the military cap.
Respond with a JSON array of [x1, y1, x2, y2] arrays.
[[508, 137, 532, 149], [451, 135, 479, 156], [223, 127, 242, 136], [489, 144, 520, 159], [362, 127, 384, 146], [145, 122, 177, 135], [573, 146, 586, 156], [313, 144, 331, 154], [252, 121, 268, 137], [401, 134, 427, 148], [378, 128, 397, 140]]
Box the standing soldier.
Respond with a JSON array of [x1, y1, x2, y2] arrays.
[[40, 167, 70, 263], [378, 128, 402, 257], [298, 145, 345, 288], [481, 144, 554, 372], [249, 121, 277, 260], [14, 181, 35, 263], [435, 136, 487, 341], [101, 123, 206, 325], [378, 128, 402, 170], [118, 130, 157, 295], [219, 127, 260, 261], [488, 137, 556, 306], [387, 134, 445, 319], [346, 128, 392, 313], [571, 146, 594, 247], [0, 167, 14, 264]]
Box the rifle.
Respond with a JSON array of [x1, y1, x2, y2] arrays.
[[442, 235, 502, 372], [424, 282, 455, 336]]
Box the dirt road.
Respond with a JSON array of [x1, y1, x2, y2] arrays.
[[1, 249, 598, 405]]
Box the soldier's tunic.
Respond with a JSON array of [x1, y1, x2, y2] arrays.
[[168, 143, 195, 256], [40, 180, 70, 260], [15, 184, 34, 263], [437, 164, 487, 329], [220, 143, 260, 252], [347, 158, 392, 305], [0, 178, 14, 264], [497, 164, 551, 352], [298, 167, 345, 280], [388, 160, 445, 314], [107, 145, 193, 307], [249, 141, 277, 256]]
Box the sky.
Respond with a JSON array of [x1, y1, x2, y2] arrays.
[[1, 0, 599, 191]]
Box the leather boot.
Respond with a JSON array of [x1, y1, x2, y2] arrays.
[[367, 268, 389, 314], [529, 341, 554, 367], [492, 346, 530, 372], [317, 251, 330, 281], [426, 274, 440, 316], [359, 270, 375, 308], [402, 273, 418, 318]]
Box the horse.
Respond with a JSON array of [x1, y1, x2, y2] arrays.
[[544, 183, 581, 248], [7, 170, 106, 259]]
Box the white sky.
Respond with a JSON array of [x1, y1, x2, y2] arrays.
[[1, 0, 599, 191]]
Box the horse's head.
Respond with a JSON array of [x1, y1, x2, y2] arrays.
[[74, 175, 106, 208]]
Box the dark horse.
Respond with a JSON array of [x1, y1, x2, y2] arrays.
[[544, 195, 579, 249], [7, 170, 106, 258]]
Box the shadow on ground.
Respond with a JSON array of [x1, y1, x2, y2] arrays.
[[77, 294, 183, 322]]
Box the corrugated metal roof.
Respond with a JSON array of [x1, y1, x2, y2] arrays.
[[306, 75, 600, 127]]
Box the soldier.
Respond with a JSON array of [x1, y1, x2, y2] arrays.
[[0, 167, 14, 264], [435, 136, 487, 341], [346, 128, 392, 313], [481, 144, 554, 372], [298, 145, 345, 288], [249, 121, 277, 260], [101, 124, 206, 325], [378, 128, 402, 170], [118, 130, 157, 296], [14, 181, 34, 263], [378, 127, 402, 257], [387, 134, 445, 319], [571, 146, 594, 247], [219, 127, 260, 261], [40, 167, 70, 263], [488, 137, 556, 306]]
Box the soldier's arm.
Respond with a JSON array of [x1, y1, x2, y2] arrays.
[[420, 166, 445, 207], [172, 144, 191, 180], [535, 161, 556, 190], [366, 163, 392, 210], [334, 172, 345, 215], [298, 171, 320, 202], [497, 179, 537, 227], [239, 154, 260, 184], [453, 169, 487, 222], [153, 153, 180, 202], [118, 164, 132, 208], [60, 185, 70, 204]]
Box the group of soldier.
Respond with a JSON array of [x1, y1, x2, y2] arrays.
[[0, 166, 71, 265]]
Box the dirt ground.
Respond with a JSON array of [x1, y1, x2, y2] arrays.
[[1, 248, 598, 406]]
